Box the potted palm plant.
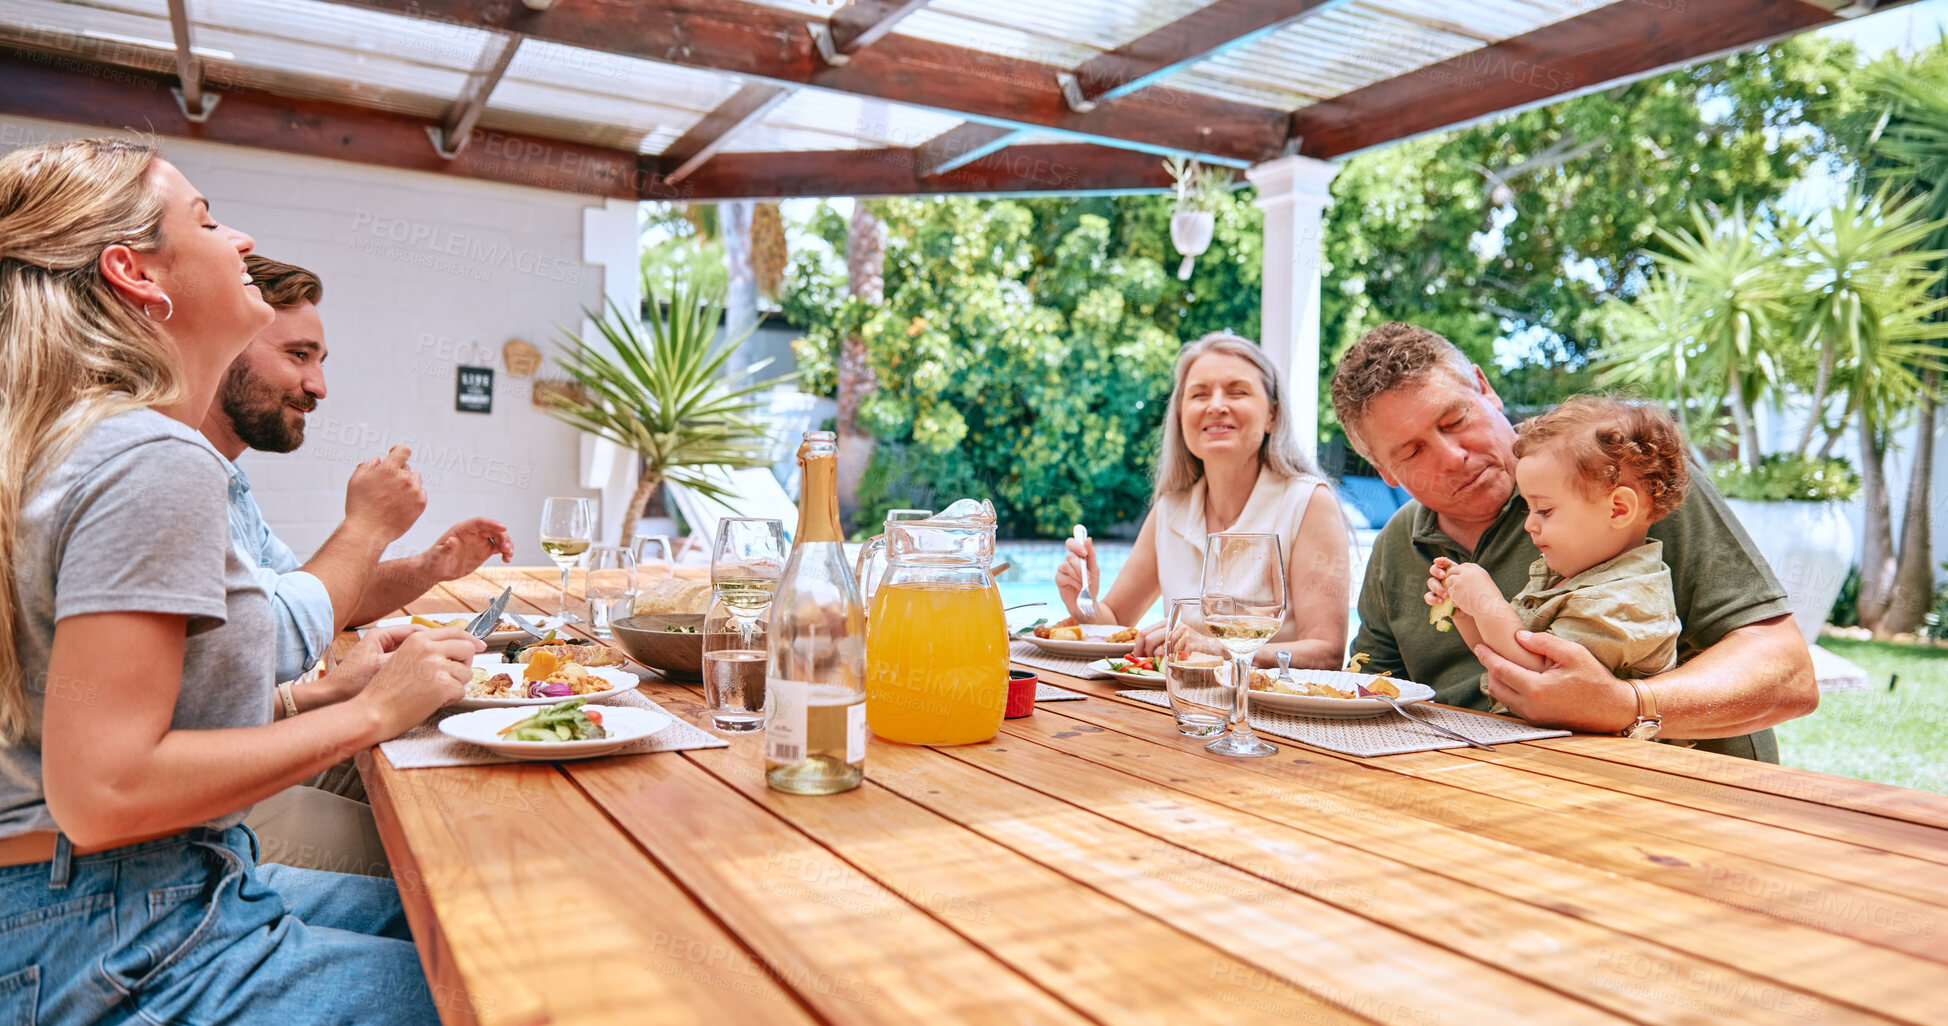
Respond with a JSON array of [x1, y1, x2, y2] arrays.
[[543, 272, 795, 545]]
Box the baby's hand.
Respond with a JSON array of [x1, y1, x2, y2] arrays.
[[1425, 557, 1459, 607]]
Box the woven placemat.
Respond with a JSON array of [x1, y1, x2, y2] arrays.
[[1114, 689, 1570, 757], [1010, 641, 1110, 680], [1035, 683, 1087, 702], [381, 690, 727, 769]]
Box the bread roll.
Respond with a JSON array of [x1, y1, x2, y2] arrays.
[[632, 576, 713, 615]]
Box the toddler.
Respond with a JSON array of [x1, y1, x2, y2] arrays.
[[1426, 397, 1689, 722]]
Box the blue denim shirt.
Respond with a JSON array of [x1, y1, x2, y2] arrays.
[[219, 455, 334, 683]]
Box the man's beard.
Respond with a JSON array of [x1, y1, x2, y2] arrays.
[[218, 362, 314, 454]]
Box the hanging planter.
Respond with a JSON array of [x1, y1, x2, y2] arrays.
[[1163, 156, 1235, 281]]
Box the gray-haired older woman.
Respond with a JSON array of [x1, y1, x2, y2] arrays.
[[1056, 332, 1350, 669]]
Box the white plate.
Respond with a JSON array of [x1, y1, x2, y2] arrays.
[[438, 704, 672, 761], [1020, 628, 1135, 659], [1087, 657, 1167, 688], [454, 658, 639, 710], [364, 613, 563, 647], [1246, 669, 1437, 720]]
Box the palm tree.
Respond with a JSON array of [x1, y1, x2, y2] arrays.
[[1644, 204, 1795, 470], [544, 274, 794, 545], [1596, 268, 1709, 453], [1850, 53, 1948, 633]]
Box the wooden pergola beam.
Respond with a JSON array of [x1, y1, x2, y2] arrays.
[[432, 32, 520, 159], [0, 49, 645, 199], [826, 0, 932, 58], [912, 123, 1018, 177], [672, 142, 1177, 200], [164, 0, 214, 121], [1290, 0, 1842, 158], [659, 82, 796, 184], [298, 0, 1293, 166], [1067, 0, 1338, 106]]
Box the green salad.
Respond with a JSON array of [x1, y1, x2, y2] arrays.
[[496, 699, 608, 742]]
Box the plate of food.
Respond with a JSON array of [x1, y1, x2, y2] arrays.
[[438, 699, 671, 761], [1244, 667, 1436, 720], [365, 612, 562, 648], [1088, 654, 1168, 688], [1019, 618, 1137, 658], [456, 649, 639, 709]]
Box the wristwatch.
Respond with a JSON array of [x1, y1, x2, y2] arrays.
[[1621, 678, 1662, 741]]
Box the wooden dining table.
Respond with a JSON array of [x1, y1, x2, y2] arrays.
[[340, 566, 1948, 1026]]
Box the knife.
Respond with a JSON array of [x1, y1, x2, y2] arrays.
[[464, 587, 513, 640]]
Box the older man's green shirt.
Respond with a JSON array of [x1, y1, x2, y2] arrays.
[[1351, 475, 1790, 761]]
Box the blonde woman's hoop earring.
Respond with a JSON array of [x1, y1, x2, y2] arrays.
[[144, 294, 173, 322]]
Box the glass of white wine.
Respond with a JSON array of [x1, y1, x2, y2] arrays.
[[712, 518, 787, 624], [1199, 532, 1285, 758], [539, 496, 595, 622]]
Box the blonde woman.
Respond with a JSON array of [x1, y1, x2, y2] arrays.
[[1056, 332, 1350, 669], [0, 139, 475, 1024]]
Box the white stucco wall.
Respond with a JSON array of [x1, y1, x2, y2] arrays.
[[0, 114, 639, 566]]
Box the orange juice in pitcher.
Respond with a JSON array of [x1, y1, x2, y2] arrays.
[[863, 500, 1010, 745]]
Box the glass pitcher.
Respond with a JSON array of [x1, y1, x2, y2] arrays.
[[853, 508, 931, 612], [864, 499, 1009, 745]]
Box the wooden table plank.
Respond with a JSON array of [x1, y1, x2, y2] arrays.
[[857, 739, 1637, 1026], [634, 685, 1371, 1026], [1449, 743, 1948, 866], [565, 749, 1097, 1026], [981, 707, 1946, 1026], [1532, 735, 1948, 832], [360, 752, 817, 1026], [1027, 678, 1948, 965]]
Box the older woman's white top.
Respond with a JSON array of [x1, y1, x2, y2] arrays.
[[1152, 470, 1328, 605]]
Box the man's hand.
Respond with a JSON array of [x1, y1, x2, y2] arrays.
[[419, 517, 515, 582], [1476, 630, 1636, 733], [344, 445, 425, 543]]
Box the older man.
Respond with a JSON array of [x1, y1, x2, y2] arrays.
[[1330, 322, 1816, 760], [202, 255, 514, 687]]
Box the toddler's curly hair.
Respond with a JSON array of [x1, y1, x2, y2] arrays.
[[1513, 397, 1690, 522]]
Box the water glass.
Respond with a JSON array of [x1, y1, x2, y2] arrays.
[[584, 545, 637, 638], [1162, 599, 1228, 737], [703, 596, 767, 732]]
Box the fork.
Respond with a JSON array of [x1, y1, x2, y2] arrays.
[[1375, 693, 1496, 750], [1071, 524, 1097, 621]]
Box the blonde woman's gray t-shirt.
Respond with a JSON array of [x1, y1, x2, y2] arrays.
[[2, 408, 275, 838]]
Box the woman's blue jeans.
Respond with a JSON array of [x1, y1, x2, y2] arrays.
[[0, 826, 438, 1025]]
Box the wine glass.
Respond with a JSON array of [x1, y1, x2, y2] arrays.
[[1162, 598, 1228, 737], [1199, 533, 1286, 758], [539, 496, 595, 622], [712, 518, 786, 621], [584, 545, 637, 638]]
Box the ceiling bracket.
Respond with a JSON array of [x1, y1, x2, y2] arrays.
[[171, 86, 219, 124], [426, 125, 467, 160], [1056, 72, 1097, 114], [808, 22, 851, 66]]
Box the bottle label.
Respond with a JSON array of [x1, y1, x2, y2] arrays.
[[846, 700, 867, 765], [766, 678, 809, 764]]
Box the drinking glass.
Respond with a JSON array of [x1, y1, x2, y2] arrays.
[[703, 597, 768, 731], [1162, 599, 1228, 737], [712, 518, 787, 629], [1199, 533, 1286, 758], [584, 545, 637, 638], [632, 534, 675, 574], [539, 496, 595, 622]]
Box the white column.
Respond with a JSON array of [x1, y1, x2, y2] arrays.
[[579, 198, 643, 545], [1246, 154, 1340, 459]]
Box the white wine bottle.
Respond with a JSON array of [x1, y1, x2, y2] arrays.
[[764, 431, 867, 795]]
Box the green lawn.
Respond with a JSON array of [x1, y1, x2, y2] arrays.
[[1774, 639, 1948, 796]]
